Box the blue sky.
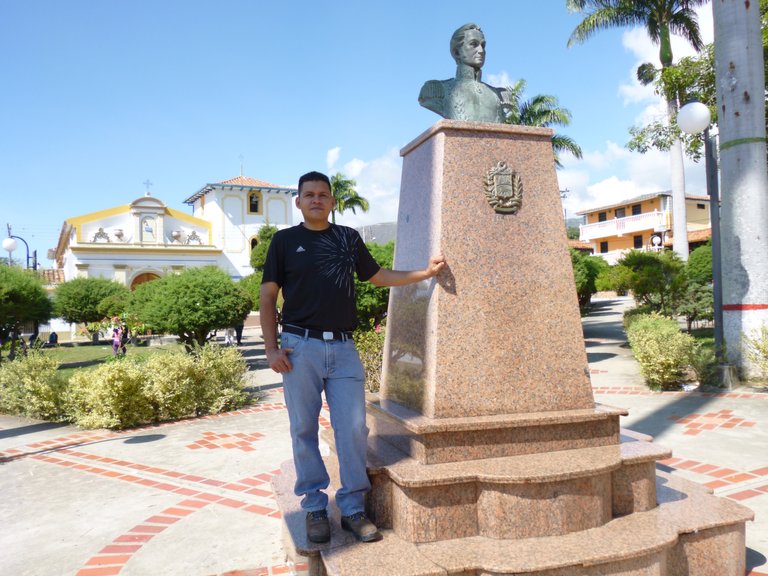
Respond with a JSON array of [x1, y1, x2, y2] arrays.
[[0, 0, 713, 264]]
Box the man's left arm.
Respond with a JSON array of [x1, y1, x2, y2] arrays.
[[368, 254, 446, 288]]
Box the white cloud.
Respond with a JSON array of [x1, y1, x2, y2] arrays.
[[292, 148, 403, 228], [343, 158, 367, 179], [617, 4, 714, 108], [486, 70, 513, 88], [326, 146, 341, 170]]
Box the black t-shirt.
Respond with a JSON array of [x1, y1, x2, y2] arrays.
[[261, 223, 381, 332]]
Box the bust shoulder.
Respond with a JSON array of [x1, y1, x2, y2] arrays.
[[418, 79, 454, 116]]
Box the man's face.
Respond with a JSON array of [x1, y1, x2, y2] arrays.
[[456, 30, 485, 69], [296, 180, 335, 224]]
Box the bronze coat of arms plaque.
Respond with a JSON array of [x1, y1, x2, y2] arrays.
[[484, 161, 522, 214]]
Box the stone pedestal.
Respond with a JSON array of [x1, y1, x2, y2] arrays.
[[274, 121, 753, 575]]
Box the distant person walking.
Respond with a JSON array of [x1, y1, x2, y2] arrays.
[[112, 327, 122, 356]]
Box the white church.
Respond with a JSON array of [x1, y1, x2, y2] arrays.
[[53, 175, 297, 288]]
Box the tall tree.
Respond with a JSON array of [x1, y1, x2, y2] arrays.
[[713, 0, 768, 377], [53, 277, 130, 326], [128, 266, 252, 352], [567, 0, 707, 261], [330, 173, 369, 224], [249, 224, 278, 271], [0, 266, 53, 363], [503, 79, 583, 168]]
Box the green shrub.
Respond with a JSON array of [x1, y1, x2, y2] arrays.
[[690, 341, 719, 388], [354, 326, 386, 393], [744, 324, 768, 380], [596, 265, 633, 295], [67, 359, 154, 429], [239, 272, 263, 311], [626, 313, 695, 390], [622, 304, 656, 330], [0, 351, 66, 420], [192, 343, 249, 414], [66, 343, 248, 429], [143, 353, 198, 421]]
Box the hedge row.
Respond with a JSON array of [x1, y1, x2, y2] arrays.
[[0, 344, 248, 430]]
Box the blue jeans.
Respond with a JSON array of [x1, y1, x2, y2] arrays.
[[280, 332, 369, 517]]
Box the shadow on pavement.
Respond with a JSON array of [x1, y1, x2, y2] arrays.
[[0, 421, 69, 439], [624, 393, 721, 441], [586, 352, 617, 363], [124, 434, 166, 444], [747, 548, 767, 571]]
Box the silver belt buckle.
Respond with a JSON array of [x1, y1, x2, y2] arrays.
[[322, 331, 334, 341]]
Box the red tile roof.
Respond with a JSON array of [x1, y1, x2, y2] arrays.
[[663, 228, 712, 246], [184, 175, 297, 205], [568, 239, 593, 252], [38, 268, 65, 285], [217, 175, 283, 188]]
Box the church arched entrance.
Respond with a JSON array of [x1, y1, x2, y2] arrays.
[[130, 272, 160, 290]]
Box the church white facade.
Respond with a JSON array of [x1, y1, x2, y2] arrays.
[[53, 175, 296, 288]]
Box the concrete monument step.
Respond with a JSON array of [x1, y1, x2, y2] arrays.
[[366, 396, 628, 464], [319, 471, 754, 576]]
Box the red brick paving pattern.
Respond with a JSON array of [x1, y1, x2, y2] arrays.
[[2, 401, 295, 575], [668, 409, 758, 436], [186, 430, 265, 451], [7, 393, 766, 575]]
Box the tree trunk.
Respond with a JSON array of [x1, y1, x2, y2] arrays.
[[713, 0, 768, 378], [668, 99, 690, 261]]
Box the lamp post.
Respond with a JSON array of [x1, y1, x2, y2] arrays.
[[2, 227, 37, 270], [677, 102, 729, 378]]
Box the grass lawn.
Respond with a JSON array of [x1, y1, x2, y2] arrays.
[[45, 341, 182, 365], [42, 340, 185, 381]]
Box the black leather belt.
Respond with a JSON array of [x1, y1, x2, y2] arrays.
[[281, 324, 353, 342]]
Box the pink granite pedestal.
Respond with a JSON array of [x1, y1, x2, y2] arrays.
[[274, 121, 753, 575]]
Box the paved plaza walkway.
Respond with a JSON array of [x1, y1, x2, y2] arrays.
[[1, 297, 766, 575]]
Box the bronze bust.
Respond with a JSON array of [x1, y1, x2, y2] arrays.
[[419, 23, 511, 123]]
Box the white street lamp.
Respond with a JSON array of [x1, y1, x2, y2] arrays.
[[2, 236, 18, 265], [677, 101, 728, 380], [2, 233, 37, 270], [677, 101, 711, 135]]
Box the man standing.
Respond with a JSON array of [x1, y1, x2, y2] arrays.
[[260, 171, 445, 544]]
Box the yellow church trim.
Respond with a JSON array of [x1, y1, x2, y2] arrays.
[[166, 208, 214, 244], [70, 245, 223, 256]]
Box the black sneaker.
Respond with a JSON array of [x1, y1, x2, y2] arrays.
[[306, 509, 330, 544], [341, 512, 382, 542]]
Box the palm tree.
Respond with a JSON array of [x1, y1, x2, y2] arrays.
[[711, 0, 768, 376], [330, 172, 370, 224], [503, 79, 583, 168], [566, 0, 707, 261]]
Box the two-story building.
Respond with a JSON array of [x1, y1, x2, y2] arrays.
[[53, 175, 296, 288], [576, 191, 711, 264]]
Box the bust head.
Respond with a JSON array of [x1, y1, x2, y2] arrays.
[[450, 23, 485, 69]]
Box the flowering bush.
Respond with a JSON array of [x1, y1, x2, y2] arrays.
[[626, 313, 695, 391], [0, 351, 66, 420], [66, 343, 248, 429]]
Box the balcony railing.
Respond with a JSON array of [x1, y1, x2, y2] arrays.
[[579, 210, 670, 242]]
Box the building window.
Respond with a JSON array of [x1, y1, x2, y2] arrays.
[[248, 191, 263, 214], [598, 212, 607, 222], [615, 207, 626, 218], [634, 235, 643, 249], [697, 203, 706, 209], [632, 204, 642, 216], [600, 241, 609, 253]]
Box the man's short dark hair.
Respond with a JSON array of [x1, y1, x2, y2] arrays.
[[298, 171, 331, 192]]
